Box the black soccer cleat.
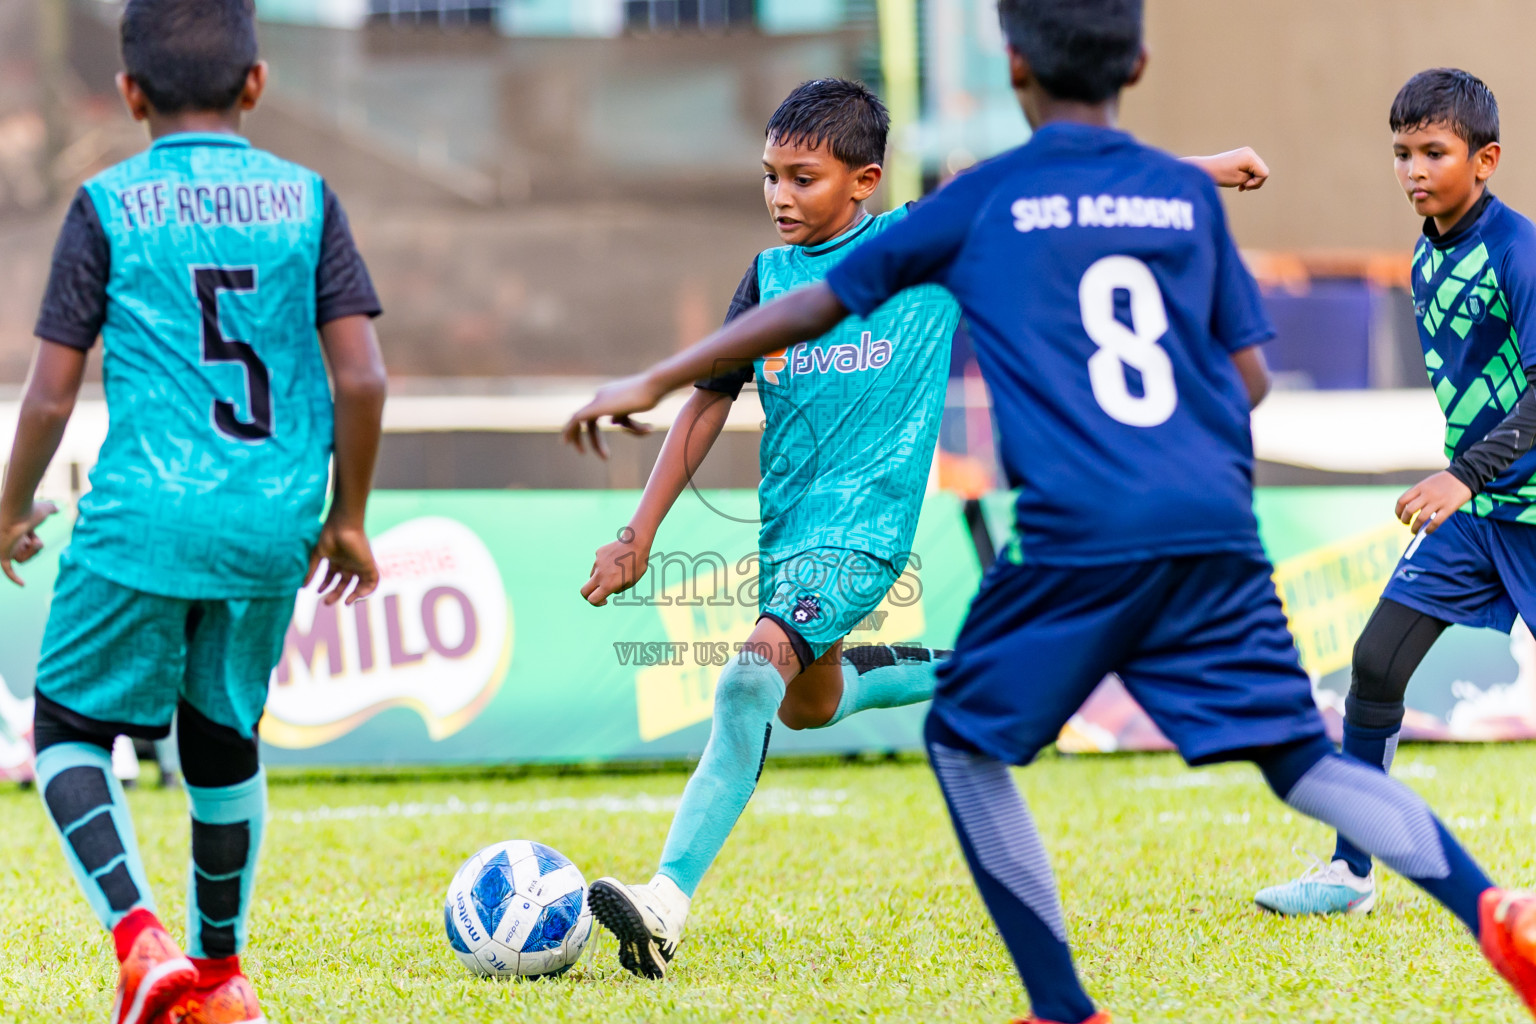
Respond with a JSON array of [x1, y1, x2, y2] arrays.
[[588, 877, 684, 980]]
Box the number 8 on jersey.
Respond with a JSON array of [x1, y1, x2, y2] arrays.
[[1079, 255, 1176, 428]]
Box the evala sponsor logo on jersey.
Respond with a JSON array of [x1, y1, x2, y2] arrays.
[[1012, 194, 1196, 233], [762, 331, 892, 384]]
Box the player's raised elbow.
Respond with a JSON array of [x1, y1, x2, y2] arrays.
[[333, 364, 388, 408], [21, 388, 77, 426], [320, 315, 389, 403], [22, 339, 88, 424], [1230, 345, 1271, 409]]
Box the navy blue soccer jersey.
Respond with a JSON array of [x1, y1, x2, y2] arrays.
[[826, 123, 1274, 566]]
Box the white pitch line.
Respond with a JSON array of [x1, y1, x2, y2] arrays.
[[274, 787, 856, 825]]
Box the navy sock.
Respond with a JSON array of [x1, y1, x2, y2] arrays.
[[1414, 819, 1492, 935], [1332, 719, 1399, 877], [1264, 745, 1493, 936], [926, 715, 1097, 1024]]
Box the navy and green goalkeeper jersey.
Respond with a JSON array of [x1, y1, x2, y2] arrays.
[[696, 208, 960, 565], [1411, 192, 1536, 523], [826, 123, 1273, 566], [33, 132, 381, 599]]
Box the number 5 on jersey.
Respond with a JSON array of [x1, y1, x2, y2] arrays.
[[1078, 255, 1177, 428], [195, 266, 273, 442]]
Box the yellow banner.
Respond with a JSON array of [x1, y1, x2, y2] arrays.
[[1272, 522, 1408, 678], [635, 569, 926, 742]]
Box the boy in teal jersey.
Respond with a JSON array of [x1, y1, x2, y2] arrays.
[[0, 2, 387, 1021], [572, 78, 1271, 981]]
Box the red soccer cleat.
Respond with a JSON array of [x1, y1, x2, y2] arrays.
[[160, 956, 266, 1024], [1481, 888, 1536, 1018], [1011, 1014, 1111, 1024], [110, 910, 198, 1024]]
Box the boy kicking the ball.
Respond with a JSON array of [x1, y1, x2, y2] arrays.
[[565, 1, 1536, 1020], [568, 71, 1273, 991], [574, 78, 964, 981], [1257, 70, 1536, 916], [0, 2, 387, 1021]]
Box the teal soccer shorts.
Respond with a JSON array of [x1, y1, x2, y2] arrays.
[[758, 547, 903, 665], [34, 552, 296, 737]]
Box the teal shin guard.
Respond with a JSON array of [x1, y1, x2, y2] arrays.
[[35, 741, 155, 930], [819, 644, 945, 729], [185, 768, 267, 959], [657, 656, 786, 898]]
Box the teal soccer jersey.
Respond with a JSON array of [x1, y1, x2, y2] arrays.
[[33, 132, 380, 599], [1411, 193, 1536, 522], [698, 208, 960, 565]]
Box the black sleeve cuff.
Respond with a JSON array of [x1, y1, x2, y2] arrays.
[[34, 325, 98, 351], [694, 372, 749, 399], [1446, 460, 1485, 495], [316, 298, 383, 326]]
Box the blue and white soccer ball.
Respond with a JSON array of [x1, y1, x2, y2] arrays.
[[443, 840, 593, 978]]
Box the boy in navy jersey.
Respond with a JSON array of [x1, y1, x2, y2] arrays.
[[565, 3, 1536, 1021], [1259, 71, 1536, 918]]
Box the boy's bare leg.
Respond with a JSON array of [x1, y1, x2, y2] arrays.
[[780, 631, 951, 733], [777, 636, 844, 729]]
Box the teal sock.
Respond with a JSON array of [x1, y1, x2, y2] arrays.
[[657, 655, 785, 898], [35, 741, 155, 930], [185, 768, 266, 959], [818, 644, 948, 729]]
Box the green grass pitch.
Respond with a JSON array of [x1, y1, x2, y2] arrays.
[[4, 744, 1536, 1023]]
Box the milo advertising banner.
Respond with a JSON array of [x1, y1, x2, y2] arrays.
[[982, 487, 1536, 753], [3, 487, 1535, 772], [0, 489, 979, 769]]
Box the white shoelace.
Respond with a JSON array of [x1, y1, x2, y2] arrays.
[[1289, 848, 1363, 887]]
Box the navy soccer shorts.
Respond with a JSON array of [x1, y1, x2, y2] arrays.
[[1381, 510, 1536, 633], [931, 552, 1327, 766]]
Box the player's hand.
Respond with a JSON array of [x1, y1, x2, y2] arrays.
[[305, 519, 380, 606], [562, 374, 660, 459], [0, 501, 58, 587], [1197, 147, 1270, 191], [1396, 471, 1473, 535], [582, 530, 650, 607]]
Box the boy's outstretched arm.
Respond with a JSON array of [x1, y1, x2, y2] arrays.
[[564, 284, 846, 451], [0, 341, 83, 585], [310, 313, 387, 605], [582, 387, 732, 606], [1184, 147, 1270, 192]]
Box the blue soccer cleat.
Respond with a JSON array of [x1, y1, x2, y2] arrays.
[[1255, 855, 1376, 916]]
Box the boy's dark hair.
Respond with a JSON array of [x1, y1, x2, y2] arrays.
[[997, 0, 1143, 105], [765, 79, 889, 168], [121, 0, 258, 114], [1390, 69, 1500, 152]]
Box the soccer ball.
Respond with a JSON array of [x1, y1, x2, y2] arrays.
[[443, 840, 593, 978]]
